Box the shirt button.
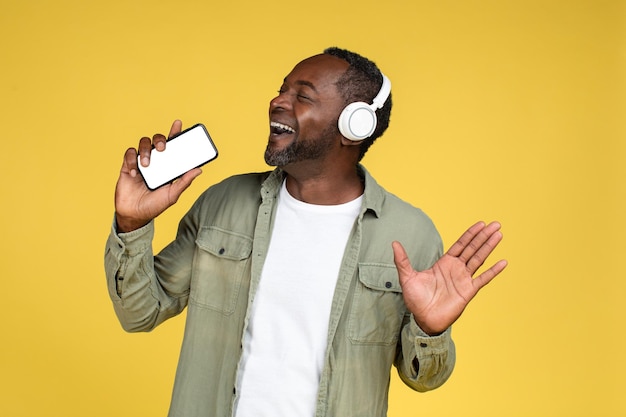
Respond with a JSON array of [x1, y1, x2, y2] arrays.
[[385, 281, 392, 289], [219, 248, 225, 255]]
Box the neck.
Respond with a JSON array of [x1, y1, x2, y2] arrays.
[[283, 164, 363, 205]]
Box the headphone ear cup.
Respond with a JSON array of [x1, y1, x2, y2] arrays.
[[338, 102, 377, 141]]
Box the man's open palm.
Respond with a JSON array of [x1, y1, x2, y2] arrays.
[[393, 221, 508, 335]]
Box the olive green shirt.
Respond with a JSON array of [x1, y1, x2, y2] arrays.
[[105, 166, 455, 417]]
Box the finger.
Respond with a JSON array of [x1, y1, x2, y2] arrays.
[[457, 221, 501, 264], [138, 136, 154, 167], [168, 119, 183, 139], [122, 147, 139, 176], [466, 229, 504, 274], [154, 120, 182, 152], [446, 221, 486, 257], [152, 132, 167, 153], [472, 259, 508, 290], [392, 241, 413, 287]]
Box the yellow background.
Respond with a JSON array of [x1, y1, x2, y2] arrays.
[[1, 0, 624, 416]]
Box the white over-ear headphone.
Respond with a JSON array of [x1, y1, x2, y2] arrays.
[[338, 73, 391, 142]]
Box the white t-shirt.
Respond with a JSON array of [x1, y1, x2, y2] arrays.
[[234, 181, 362, 417]]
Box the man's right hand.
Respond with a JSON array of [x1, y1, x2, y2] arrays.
[[114, 120, 203, 233]]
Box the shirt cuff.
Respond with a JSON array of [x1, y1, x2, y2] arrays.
[[411, 317, 452, 356], [109, 216, 155, 256]]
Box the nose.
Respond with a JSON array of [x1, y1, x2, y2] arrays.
[[269, 91, 292, 112]]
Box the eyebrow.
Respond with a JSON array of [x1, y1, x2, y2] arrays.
[[284, 77, 318, 93]]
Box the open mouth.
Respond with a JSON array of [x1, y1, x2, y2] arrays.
[[270, 121, 295, 136]]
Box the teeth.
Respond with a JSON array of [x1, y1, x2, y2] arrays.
[[270, 121, 295, 133]]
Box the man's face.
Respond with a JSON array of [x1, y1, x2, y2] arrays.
[[265, 54, 349, 167]]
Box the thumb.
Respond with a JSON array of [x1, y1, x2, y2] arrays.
[[169, 168, 203, 199], [392, 241, 413, 286]]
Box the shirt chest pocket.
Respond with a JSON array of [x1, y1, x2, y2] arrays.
[[348, 263, 407, 345], [190, 227, 253, 314]]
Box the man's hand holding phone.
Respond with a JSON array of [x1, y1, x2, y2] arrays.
[[114, 120, 217, 233]]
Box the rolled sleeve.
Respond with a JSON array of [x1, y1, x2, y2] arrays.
[[105, 219, 154, 297], [104, 218, 179, 332], [397, 317, 456, 392]]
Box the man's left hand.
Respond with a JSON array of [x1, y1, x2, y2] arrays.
[[392, 221, 508, 336]]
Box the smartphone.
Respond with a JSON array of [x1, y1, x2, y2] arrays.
[[137, 123, 218, 190]]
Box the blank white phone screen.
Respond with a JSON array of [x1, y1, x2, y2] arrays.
[[138, 124, 217, 190]]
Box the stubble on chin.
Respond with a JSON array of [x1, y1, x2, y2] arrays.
[[264, 143, 296, 167], [264, 126, 338, 167]]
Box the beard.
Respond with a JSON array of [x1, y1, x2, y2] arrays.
[[264, 124, 338, 167]]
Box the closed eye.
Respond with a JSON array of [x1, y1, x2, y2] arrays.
[[276, 88, 313, 102]]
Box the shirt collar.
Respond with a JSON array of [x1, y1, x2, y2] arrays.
[[261, 165, 385, 218], [358, 164, 384, 218]]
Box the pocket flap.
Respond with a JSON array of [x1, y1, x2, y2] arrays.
[[357, 263, 402, 292], [196, 227, 253, 261]]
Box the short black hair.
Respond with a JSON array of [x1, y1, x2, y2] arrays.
[[324, 46, 392, 160]]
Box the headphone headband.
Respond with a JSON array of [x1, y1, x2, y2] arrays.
[[371, 73, 391, 111]]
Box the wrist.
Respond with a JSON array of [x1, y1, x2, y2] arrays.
[[115, 213, 149, 233], [412, 317, 446, 337]]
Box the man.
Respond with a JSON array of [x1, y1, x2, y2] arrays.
[[105, 47, 507, 417]]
